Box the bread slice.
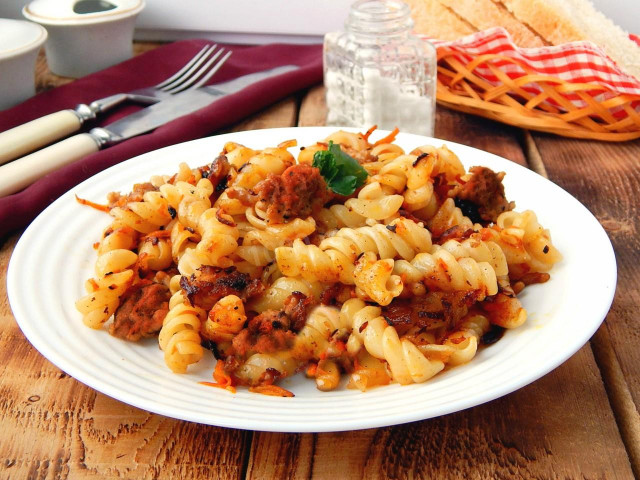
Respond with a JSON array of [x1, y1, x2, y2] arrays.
[[403, 0, 476, 41], [439, 0, 546, 47], [497, 0, 640, 79]]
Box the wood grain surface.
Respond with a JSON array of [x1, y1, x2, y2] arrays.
[[1, 45, 638, 479]]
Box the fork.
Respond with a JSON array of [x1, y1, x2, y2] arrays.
[[0, 44, 232, 165]]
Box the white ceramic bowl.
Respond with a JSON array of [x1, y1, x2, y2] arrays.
[[0, 18, 48, 111], [23, 0, 145, 78]]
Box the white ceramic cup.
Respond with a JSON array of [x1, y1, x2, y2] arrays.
[[23, 0, 145, 78], [0, 19, 48, 111]]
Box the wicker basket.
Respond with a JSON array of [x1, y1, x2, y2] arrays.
[[436, 48, 640, 141]]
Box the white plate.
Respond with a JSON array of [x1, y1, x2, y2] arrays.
[[7, 127, 617, 432]]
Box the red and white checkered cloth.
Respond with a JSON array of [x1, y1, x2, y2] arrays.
[[425, 27, 640, 112]]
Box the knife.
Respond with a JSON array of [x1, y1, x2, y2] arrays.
[[0, 65, 299, 197]]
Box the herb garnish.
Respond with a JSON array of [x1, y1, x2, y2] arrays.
[[312, 141, 368, 196]]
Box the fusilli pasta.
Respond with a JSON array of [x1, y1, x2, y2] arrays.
[[77, 127, 560, 395]]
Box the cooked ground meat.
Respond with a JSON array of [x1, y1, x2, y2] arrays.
[[110, 282, 170, 341], [205, 154, 231, 202], [244, 278, 267, 301], [180, 266, 250, 311], [221, 292, 314, 378], [230, 311, 295, 357], [435, 225, 475, 243], [283, 291, 316, 331], [320, 284, 354, 306], [226, 187, 256, 206], [107, 182, 157, 209], [253, 164, 331, 223], [340, 144, 376, 164], [454, 166, 514, 224], [382, 291, 481, 336]]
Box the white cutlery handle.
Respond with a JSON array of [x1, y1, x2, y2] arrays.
[[0, 133, 99, 197], [0, 110, 83, 165]]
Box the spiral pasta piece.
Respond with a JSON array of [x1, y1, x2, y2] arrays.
[[201, 295, 247, 342], [371, 154, 413, 194], [243, 209, 317, 250], [425, 198, 474, 238], [96, 220, 138, 255], [437, 236, 508, 277], [158, 292, 205, 373], [280, 217, 431, 288], [345, 182, 404, 221], [487, 210, 562, 273], [75, 249, 138, 329], [316, 205, 367, 231], [110, 190, 174, 234], [138, 233, 173, 271], [248, 276, 323, 313], [417, 313, 491, 366], [340, 299, 444, 385], [233, 145, 295, 189], [292, 305, 347, 360], [159, 179, 213, 229], [409, 144, 466, 182], [393, 248, 498, 299], [324, 130, 369, 153], [275, 238, 351, 284], [354, 252, 403, 306], [169, 219, 199, 262], [178, 208, 240, 275], [319, 216, 432, 263]]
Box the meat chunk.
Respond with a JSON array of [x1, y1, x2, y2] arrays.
[[382, 291, 481, 335], [253, 164, 331, 223], [110, 282, 170, 341], [107, 182, 157, 209], [283, 291, 316, 331], [222, 292, 315, 374], [180, 266, 250, 311], [454, 166, 514, 224], [436, 225, 474, 243], [204, 154, 231, 202], [230, 311, 296, 357]]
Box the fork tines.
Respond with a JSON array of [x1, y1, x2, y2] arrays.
[[155, 44, 232, 94]]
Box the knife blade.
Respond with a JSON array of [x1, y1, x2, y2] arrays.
[[0, 65, 299, 197], [99, 65, 299, 145]]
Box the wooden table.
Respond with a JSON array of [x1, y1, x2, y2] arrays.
[[1, 45, 639, 479]]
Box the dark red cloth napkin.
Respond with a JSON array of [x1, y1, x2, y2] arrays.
[[0, 40, 323, 238]]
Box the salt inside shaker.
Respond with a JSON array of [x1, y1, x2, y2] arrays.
[[324, 0, 437, 136]]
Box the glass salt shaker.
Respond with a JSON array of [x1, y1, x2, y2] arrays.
[[324, 0, 437, 136]]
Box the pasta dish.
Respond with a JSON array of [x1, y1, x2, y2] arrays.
[[75, 128, 561, 396]]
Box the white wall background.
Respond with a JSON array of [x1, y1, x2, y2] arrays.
[[0, 0, 637, 40]]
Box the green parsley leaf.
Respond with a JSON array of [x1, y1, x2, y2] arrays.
[[312, 141, 368, 196]]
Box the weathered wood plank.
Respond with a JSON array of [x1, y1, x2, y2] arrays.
[[298, 85, 328, 127], [230, 97, 298, 133], [531, 132, 640, 477]]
